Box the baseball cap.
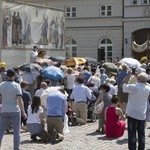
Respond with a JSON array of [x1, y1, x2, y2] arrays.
[[7, 69, 16, 77]]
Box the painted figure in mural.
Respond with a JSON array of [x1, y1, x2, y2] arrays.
[[23, 14, 31, 45], [59, 16, 65, 49], [26, 21, 31, 44], [49, 16, 55, 44], [12, 12, 17, 45], [16, 12, 22, 45], [50, 17, 59, 48], [41, 14, 48, 45], [2, 16, 10, 47], [53, 17, 59, 48]]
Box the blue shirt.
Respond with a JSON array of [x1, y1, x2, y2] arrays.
[[80, 70, 92, 84], [116, 71, 128, 86], [46, 91, 67, 118], [22, 90, 31, 114]]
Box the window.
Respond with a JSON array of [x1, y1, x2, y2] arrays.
[[99, 38, 113, 61], [66, 39, 77, 58], [65, 6, 76, 18], [142, 0, 150, 4], [131, 0, 137, 4], [100, 5, 111, 16]]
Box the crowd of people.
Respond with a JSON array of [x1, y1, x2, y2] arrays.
[[0, 46, 150, 150]]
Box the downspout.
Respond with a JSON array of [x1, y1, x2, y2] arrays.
[[122, 0, 124, 58]]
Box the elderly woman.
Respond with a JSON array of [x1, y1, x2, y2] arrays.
[[117, 64, 129, 112], [87, 73, 101, 89], [64, 68, 76, 97], [95, 84, 112, 133]]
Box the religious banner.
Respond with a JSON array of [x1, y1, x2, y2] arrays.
[[2, 1, 65, 49], [132, 40, 149, 53]]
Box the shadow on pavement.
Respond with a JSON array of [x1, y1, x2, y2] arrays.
[[97, 136, 117, 141], [86, 131, 101, 136], [116, 138, 128, 145], [20, 139, 45, 145]]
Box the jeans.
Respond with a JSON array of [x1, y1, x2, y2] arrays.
[[0, 112, 21, 150], [128, 116, 145, 150]]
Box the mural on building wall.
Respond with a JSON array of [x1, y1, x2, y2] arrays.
[[2, 1, 65, 49]]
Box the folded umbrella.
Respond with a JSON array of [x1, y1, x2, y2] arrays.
[[42, 66, 64, 81]]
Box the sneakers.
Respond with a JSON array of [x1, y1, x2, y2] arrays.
[[70, 116, 77, 126], [31, 134, 37, 141], [57, 133, 64, 141], [51, 133, 64, 144]]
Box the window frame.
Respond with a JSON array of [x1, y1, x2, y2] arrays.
[[65, 6, 76, 18], [131, 0, 138, 5], [142, 0, 150, 4], [100, 5, 112, 17], [99, 38, 113, 61], [66, 39, 77, 58]]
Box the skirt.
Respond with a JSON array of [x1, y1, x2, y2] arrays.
[[26, 123, 43, 135]]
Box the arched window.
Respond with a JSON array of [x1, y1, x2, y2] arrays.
[[98, 38, 113, 61], [66, 39, 77, 58]]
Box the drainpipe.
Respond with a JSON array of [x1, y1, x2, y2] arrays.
[[0, 0, 2, 61], [122, 0, 124, 58]]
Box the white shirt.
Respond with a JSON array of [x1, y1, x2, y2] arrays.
[[70, 84, 92, 102], [30, 50, 38, 63], [66, 74, 75, 89], [108, 83, 117, 96], [87, 76, 101, 88], [35, 88, 44, 97], [22, 71, 40, 84], [27, 105, 43, 124], [123, 82, 150, 120]]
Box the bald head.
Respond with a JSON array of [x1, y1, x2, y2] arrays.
[[41, 82, 47, 89]]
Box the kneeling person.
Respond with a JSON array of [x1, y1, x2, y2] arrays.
[[46, 89, 67, 143], [26, 96, 49, 142]]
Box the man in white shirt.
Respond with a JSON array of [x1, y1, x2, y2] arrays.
[[123, 72, 150, 150], [30, 46, 38, 63], [35, 82, 48, 97], [70, 76, 92, 125], [22, 70, 40, 99]]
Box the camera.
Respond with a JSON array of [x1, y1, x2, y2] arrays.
[[132, 67, 136, 74]]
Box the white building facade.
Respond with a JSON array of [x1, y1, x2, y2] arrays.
[[36, 0, 150, 61], [46, 0, 123, 62], [3, 0, 150, 67]]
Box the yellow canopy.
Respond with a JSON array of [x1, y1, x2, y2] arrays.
[[65, 57, 86, 67]]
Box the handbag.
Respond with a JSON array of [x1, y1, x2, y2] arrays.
[[93, 101, 104, 115]]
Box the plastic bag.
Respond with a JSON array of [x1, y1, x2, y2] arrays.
[[93, 101, 104, 114]]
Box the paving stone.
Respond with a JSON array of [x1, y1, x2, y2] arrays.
[[1, 121, 150, 150]]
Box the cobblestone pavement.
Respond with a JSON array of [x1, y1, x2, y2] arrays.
[[1, 121, 150, 150]]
